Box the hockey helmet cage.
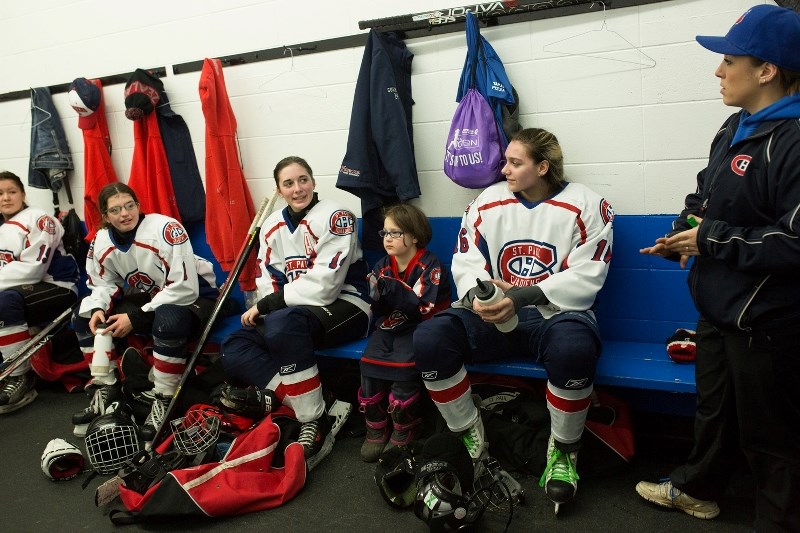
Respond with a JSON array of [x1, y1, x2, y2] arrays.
[[374, 442, 423, 508], [41, 438, 85, 481], [85, 406, 141, 475], [171, 405, 222, 456], [414, 433, 482, 531]]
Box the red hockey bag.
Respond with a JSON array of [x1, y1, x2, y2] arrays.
[[110, 410, 306, 524]]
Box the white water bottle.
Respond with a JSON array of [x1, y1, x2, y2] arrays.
[[91, 324, 112, 377], [473, 278, 519, 333]]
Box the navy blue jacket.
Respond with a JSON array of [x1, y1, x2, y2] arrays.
[[678, 111, 800, 335], [337, 30, 420, 214]]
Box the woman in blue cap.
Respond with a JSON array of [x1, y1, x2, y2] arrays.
[[637, 5, 800, 531]]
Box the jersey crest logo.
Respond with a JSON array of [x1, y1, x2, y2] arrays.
[[87, 241, 95, 260], [36, 215, 57, 235], [430, 267, 442, 286], [0, 250, 14, 267], [731, 154, 752, 176], [329, 210, 355, 236], [163, 221, 189, 246], [498, 240, 557, 286], [599, 199, 614, 225], [285, 256, 309, 281], [380, 311, 408, 330], [127, 271, 160, 297]]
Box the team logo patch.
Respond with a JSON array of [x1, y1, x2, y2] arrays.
[[163, 221, 188, 245], [329, 210, 355, 236], [0, 250, 14, 267], [127, 271, 160, 297], [430, 267, 442, 286], [731, 154, 751, 176], [381, 311, 408, 330], [87, 241, 95, 260], [421, 371, 438, 380], [36, 215, 57, 235], [565, 378, 589, 388], [285, 255, 309, 281], [599, 199, 614, 225], [497, 240, 557, 286]]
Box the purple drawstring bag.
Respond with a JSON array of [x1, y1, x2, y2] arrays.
[[443, 88, 504, 189]]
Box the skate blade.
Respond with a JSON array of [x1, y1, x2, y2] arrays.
[[0, 389, 37, 414], [95, 475, 123, 506], [327, 400, 352, 438]]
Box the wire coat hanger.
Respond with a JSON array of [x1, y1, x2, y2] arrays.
[[543, 1, 656, 68], [258, 47, 328, 98], [30, 88, 54, 128]]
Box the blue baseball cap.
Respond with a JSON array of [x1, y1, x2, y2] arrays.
[[696, 5, 800, 72]]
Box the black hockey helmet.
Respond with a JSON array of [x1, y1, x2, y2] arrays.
[[84, 405, 141, 475], [413, 433, 483, 532]]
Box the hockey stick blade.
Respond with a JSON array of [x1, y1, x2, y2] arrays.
[[358, 0, 593, 30], [149, 192, 279, 446], [0, 304, 75, 381], [95, 475, 123, 507]]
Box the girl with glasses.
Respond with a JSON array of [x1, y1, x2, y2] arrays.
[[70, 182, 221, 442], [358, 203, 451, 462]]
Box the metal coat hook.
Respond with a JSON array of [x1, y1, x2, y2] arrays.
[[543, 1, 656, 68]]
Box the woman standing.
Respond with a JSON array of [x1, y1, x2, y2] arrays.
[[71, 182, 219, 440], [0, 171, 78, 413], [637, 6, 800, 531]]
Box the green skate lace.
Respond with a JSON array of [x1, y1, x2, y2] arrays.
[[461, 427, 481, 457], [538, 446, 580, 487]]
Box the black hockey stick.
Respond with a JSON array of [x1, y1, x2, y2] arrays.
[[150, 192, 279, 446], [0, 304, 76, 381], [359, 0, 595, 30]]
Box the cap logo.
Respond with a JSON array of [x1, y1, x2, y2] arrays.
[[125, 80, 160, 106], [734, 8, 752, 25]]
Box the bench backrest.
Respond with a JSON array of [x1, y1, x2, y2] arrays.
[[183, 215, 698, 347]]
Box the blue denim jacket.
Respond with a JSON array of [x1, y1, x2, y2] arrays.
[[29, 87, 73, 191]]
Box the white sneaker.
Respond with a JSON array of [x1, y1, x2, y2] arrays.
[[636, 479, 720, 519]]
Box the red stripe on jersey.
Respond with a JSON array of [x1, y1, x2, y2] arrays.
[[0, 330, 31, 346], [429, 374, 471, 404], [133, 241, 170, 269], [299, 220, 319, 242], [284, 374, 321, 397], [7, 220, 29, 233], [263, 221, 287, 241], [546, 387, 592, 413], [545, 199, 588, 243]]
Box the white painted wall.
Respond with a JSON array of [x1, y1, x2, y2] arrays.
[[0, 0, 773, 219]]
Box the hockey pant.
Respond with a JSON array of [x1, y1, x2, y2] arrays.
[[0, 285, 76, 376], [221, 300, 369, 422], [413, 307, 600, 442]]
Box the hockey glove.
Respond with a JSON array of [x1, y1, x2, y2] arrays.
[[218, 385, 279, 419], [666, 328, 697, 363], [41, 438, 85, 481]]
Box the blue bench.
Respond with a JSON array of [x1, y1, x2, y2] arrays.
[[188, 215, 699, 404]]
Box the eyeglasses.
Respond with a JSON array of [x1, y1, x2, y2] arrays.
[[378, 229, 405, 239], [105, 201, 139, 216]]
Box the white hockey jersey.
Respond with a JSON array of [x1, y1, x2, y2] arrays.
[[0, 206, 77, 293], [454, 181, 614, 319], [256, 199, 370, 315], [79, 214, 218, 317]]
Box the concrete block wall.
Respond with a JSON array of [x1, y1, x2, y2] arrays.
[[0, 0, 771, 221]]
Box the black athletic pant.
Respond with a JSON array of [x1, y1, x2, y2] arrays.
[[671, 318, 800, 532]]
